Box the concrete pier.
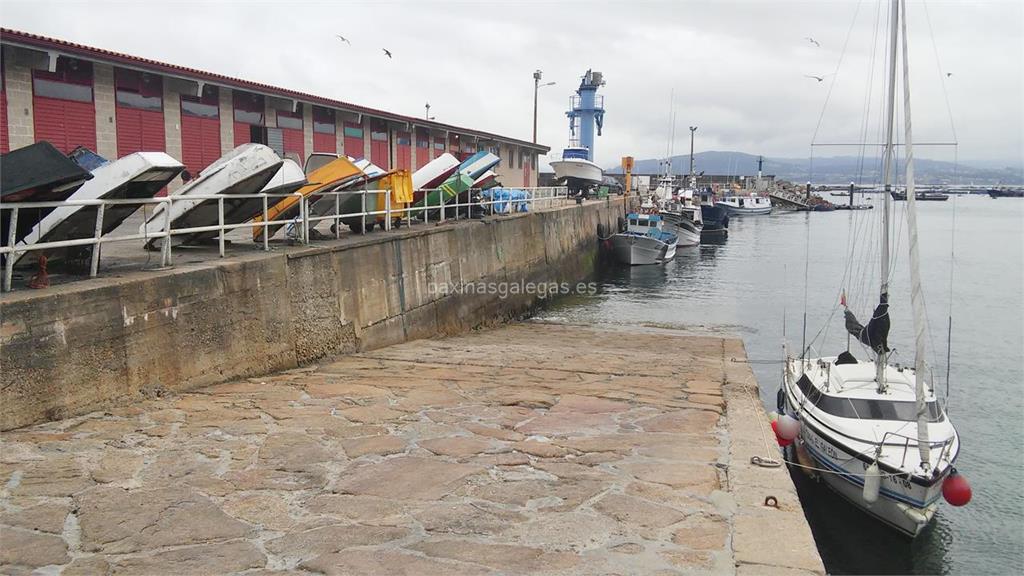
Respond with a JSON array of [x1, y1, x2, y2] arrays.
[[0, 322, 823, 575]]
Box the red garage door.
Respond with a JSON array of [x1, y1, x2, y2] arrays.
[[448, 134, 460, 158], [370, 119, 389, 169], [233, 91, 264, 147], [276, 107, 304, 160], [32, 58, 96, 154], [180, 86, 221, 178], [396, 131, 411, 171], [115, 68, 164, 157], [415, 129, 429, 169], [343, 121, 364, 160], [312, 106, 336, 154]]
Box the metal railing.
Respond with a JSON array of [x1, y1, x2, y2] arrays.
[[0, 186, 569, 292]]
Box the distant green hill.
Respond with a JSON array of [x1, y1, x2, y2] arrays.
[[604, 151, 1022, 185]]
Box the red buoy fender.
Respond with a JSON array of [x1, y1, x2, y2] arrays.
[[942, 470, 972, 506], [771, 420, 793, 447]]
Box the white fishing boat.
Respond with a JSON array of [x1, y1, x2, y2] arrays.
[[610, 212, 677, 265], [15, 151, 183, 264], [549, 147, 603, 191], [141, 144, 282, 248], [718, 193, 772, 215], [780, 0, 968, 538], [661, 190, 703, 247]]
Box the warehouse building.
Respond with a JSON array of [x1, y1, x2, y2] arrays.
[[0, 28, 547, 190]]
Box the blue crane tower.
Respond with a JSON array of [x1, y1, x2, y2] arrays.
[[566, 70, 605, 163]]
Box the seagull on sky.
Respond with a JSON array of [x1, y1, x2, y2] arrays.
[[805, 37, 821, 47], [382, 48, 393, 59], [804, 74, 826, 82], [946, 72, 953, 77], [335, 34, 351, 45]]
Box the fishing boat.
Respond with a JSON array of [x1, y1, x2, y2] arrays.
[[14, 150, 183, 265], [780, 0, 967, 538], [986, 188, 1024, 199], [142, 144, 282, 248], [717, 192, 772, 215], [890, 189, 949, 201], [550, 70, 607, 196], [658, 175, 703, 247], [1, 141, 93, 245], [610, 212, 677, 265], [698, 188, 729, 238]]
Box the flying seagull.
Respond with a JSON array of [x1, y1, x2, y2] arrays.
[[804, 74, 825, 82], [946, 72, 953, 77], [805, 37, 821, 47], [335, 34, 351, 45], [382, 48, 393, 59]]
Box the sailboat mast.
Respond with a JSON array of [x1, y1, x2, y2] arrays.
[[899, 0, 932, 469], [877, 0, 900, 392]]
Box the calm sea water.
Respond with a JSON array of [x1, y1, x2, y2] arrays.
[[536, 194, 1024, 575]]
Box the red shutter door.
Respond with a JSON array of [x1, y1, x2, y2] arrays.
[[34, 97, 97, 154], [396, 131, 411, 171], [313, 132, 335, 154], [343, 122, 363, 160], [1, 91, 8, 153], [116, 108, 143, 156], [282, 127, 303, 160], [233, 122, 250, 147], [181, 115, 221, 175]]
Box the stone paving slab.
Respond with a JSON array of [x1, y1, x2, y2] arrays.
[[0, 322, 823, 575]]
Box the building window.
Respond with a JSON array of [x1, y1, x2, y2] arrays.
[[433, 141, 444, 150], [507, 146, 513, 168], [344, 126, 363, 138], [313, 106, 335, 134], [32, 58, 94, 102], [277, 112, 302, 130], [397, 136, 412, 146], [181, 85, 219, 118], [371, 130, 388, 142], [114, 68, 162, 111], [232, 91, 264, 125], [417, 139, 429, 148]]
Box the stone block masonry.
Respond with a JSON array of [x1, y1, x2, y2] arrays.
[[0, 322, 823, 575], [0, 198, 623, 430]]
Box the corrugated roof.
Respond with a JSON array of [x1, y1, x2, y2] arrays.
[[0, 28, 549, 152]]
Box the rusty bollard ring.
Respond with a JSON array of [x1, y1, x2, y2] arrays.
[[764, 495, 779, 508]]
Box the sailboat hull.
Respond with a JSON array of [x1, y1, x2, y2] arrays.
[[793, 414, 943, 537]]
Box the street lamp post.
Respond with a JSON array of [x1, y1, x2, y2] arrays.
[[533, 70, 555, 144]]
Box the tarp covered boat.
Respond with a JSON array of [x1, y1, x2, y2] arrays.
[[1, 142, 93, 244]]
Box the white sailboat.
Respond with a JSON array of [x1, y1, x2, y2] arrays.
[[780, 0, 967, 538]]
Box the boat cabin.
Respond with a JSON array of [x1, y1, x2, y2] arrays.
[[625, 212, 664, 235], [722, 195, 771, 209]]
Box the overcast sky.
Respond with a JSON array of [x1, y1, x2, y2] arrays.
[[1, 0, 1020, 169]]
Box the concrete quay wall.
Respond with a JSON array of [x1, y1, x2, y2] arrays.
[[0, 199, 624, 430]]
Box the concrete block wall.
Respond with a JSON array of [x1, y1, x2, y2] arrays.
[[0, 198, 622, 430], [161, 82, 183, 191], [302, 104, 313, 157], [2, 46, 35, 150], [334, 112, 345, 156], [93, 63, 117, 159], [218, 87, 233, 154]]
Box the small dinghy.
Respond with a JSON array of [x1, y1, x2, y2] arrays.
[[610, 212, 677, 265], [252, 155, 366, 242], [413, 153, 460, 195], [14, 149, 183, 265], [141, 144, 282, 248], [1, 141, 93, 245]]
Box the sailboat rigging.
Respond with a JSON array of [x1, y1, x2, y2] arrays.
[[778, 0, 970, 537]]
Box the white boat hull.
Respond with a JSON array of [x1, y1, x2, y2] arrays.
[[720, 204, 771, 215], [661, 211, 703, 247], [794, 416, 943, 537], [610, 234, 676, 265], [550, 158, 603, 185]]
